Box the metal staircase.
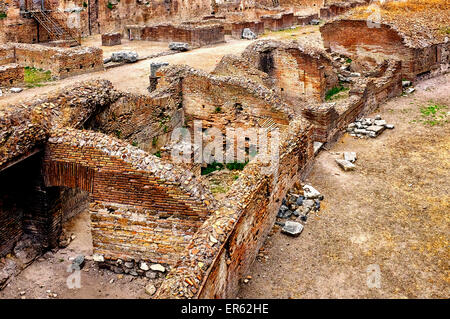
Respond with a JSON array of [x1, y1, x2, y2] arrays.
[[30, 9, 80, 46]]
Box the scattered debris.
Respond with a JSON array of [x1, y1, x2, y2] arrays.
[[346, 116, 394, 138], [343, 152, 357, 163], [336, 159, 356, 171]]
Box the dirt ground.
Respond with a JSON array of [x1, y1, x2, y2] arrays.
[[0, 210, 166, 299], [238, 74, 450, 299]]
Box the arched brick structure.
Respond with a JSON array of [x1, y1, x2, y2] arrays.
[[43, 128, 215, 266]]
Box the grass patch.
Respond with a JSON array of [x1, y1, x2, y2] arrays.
[[325, 85, 349, 101], [414, 102, 448, 126], [201, 161, 249, 175], [201, 162, 224, 175], [24, 67, 52, 88]]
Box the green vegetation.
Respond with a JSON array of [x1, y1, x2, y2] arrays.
[[154, 151, 161, 158], [0, 12, 7, 19], [325, 85, 349, 101], [440, 26, 450, 35], [114, 130, 122, 139], [132, 141, 138, 147], [201, 161, 249, 175], [346, 58, 352, 64], [417, 102, 448, 126], [24, 67, 52, 88], [107, 2, 114, 9], [214, 106, 222, 113], [152, 136, 158, 147]]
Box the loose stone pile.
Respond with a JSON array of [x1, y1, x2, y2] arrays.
[[346, 115, 394, 138], [276, 183, 324, 236]]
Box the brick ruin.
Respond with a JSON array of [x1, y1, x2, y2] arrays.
[[0, 0, 449, 299]]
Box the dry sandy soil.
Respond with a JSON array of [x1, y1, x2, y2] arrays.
[[238, 74, 450, 299]]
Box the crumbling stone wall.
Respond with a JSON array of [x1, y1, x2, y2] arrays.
[[157, 118, 315, 298], [230, 20, 264, 39], [261, 12, 295, 31], [0, 80, 117, 264], [13, 43, 104, 79], [44, 128, 216, 266], [156, 65, 293, 133], [86, 87, 184, 154], [321, 19, 450, 80], [302, 60, 402, 142], [240, 40, 338, 105]]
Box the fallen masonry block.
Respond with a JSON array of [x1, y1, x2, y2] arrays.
[[242, 28, 257, 40], [385, 124, 395, 129], [336, 159, 356, 171], [169, 42, 190, 52], [374, 120, 387, 126], [111, 51, 139, 63], [343, 152, 357, 163], [366, 125, 385, 136], [281, 221, 304, 237], [303, 185, 321, 199]]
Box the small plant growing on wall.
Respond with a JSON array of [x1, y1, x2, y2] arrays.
[[107, 2, 114, 9], [83, 2, 88, 8], [0, 12, 7, 19]]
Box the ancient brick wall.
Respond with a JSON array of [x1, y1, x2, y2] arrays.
[[0, 63, 24, 87], [127, 23, 225, 48], [101, 32, 121, 46], [241, 40, 337, 105], [13, 43, 103, 79], [156, 65, 293, 133], [43, 128, 215, 266], [86, 87, 184, 154], [302, 60, 402, 142], [157, 118, 315, 298], [261, 12, 295, 31], [320, 19, 436, 80], [0, 80, 118, 171], [97, 0, 214, 34], [295, 13, 318, 25]]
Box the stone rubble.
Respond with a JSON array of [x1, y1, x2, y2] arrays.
[[346, 115, 394, 138], [277, 182, 324, 236], [169, 42, 190, 52], [111, 51, 139, 63], [242, 28, 257, 40]]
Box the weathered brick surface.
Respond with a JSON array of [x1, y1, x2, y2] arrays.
[[126, 23, 225, 48], [157, 118, 315, 298], [43, 128, 216, 266], [261, 12, 295, 31], [321, 19, 450, 80], [0, 63, 24, 87], [230, 21, 265, 39], [13, 43, 104, 79], [102, 33, 122, 46]]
